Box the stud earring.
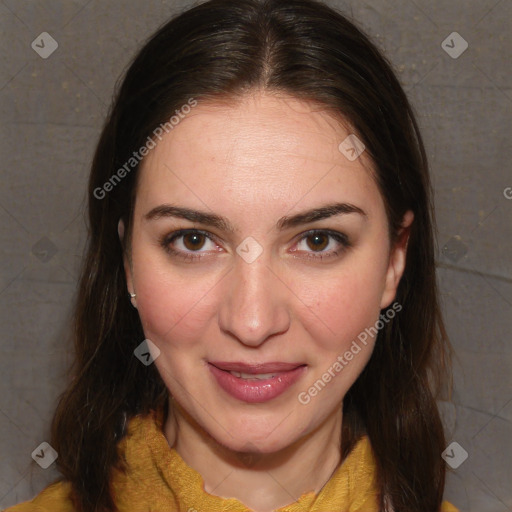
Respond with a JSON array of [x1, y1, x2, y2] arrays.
[[129, 292, 136, 298]]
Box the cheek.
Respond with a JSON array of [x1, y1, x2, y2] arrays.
[[302, 261, 386, 354], [133, 258, 219, 347]]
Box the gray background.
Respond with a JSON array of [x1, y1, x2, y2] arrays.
[[1, 0, 511, 510]]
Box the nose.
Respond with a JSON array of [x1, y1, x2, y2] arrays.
[[218, 251, 291, 347]]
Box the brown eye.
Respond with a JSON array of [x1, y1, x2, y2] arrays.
[[160, 229, 218, 263], [182, 232, 207, 251], [305, 233, 329, 252], [294, 230, 350, 261]]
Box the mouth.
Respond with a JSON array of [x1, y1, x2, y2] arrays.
[[210, 361, 305, 371], [207, 361, 307, 403]]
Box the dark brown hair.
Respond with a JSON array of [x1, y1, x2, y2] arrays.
[[49, 0, 453, 510]]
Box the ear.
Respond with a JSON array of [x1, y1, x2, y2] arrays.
[[380, 210, 414, 309], [118, 218, 137, 308]]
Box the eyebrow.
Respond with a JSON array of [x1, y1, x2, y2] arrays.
[[144, 202, 367, 232]]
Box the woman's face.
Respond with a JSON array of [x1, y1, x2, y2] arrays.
[[123, 90, 411, 453]]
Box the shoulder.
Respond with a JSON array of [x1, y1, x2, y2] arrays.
[[441, 499, 460, 512], [3, 408, 162, 512], [345, 436, 460, 512], [379, 500, 459, 512], [2, 480, 75, 512]]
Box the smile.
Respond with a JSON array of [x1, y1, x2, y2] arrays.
[[207, 362, 307, 403]]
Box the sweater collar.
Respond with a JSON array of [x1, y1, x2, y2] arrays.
[[119, 406, 378, 512]]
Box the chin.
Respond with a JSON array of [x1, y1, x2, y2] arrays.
[[206, 413, 308, 455]]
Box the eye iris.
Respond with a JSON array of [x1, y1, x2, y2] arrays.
[[177, 232, 334, 254], [183, 233, 205, 251], [307, 233, 328, 252]]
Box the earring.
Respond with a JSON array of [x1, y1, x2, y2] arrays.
[[129, 292, 136, 298]]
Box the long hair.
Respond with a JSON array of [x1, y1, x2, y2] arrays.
[[50, 1, 453, 510]]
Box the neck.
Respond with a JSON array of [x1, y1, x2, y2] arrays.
[[163, 400, 343, 512]]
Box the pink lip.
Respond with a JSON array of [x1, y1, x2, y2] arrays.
[[209, 361, 304, 373], [208, 362, 307, 403]]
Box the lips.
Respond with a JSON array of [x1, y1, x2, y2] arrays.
[[208, 361, 307, 403], [209, 361, 304, 373]]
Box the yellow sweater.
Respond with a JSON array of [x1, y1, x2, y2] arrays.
[[5, 407, 459, 512]]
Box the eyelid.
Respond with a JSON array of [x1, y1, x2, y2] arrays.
[[291, 229, 350, 260], [298, 229, 350, 247], [160, 228, 350, 262], [160, 228, 220, 253]]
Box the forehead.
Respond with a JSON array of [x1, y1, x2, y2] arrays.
[[135, 91, 383, 222]]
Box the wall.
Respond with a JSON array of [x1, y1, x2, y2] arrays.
[[1, 1, 510, 510]]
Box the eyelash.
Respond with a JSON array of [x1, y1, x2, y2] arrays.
[[159, 229, 351, 263]]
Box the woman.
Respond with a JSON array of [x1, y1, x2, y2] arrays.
[[6, 0, 459, 511]]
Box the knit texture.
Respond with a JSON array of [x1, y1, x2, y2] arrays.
[[4, 407, 459, 512]]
